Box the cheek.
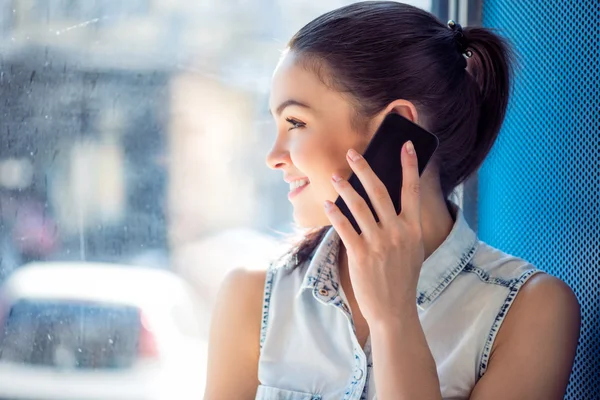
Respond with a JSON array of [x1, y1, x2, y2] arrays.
[[291, 139, 357, 208], [291, 135, 350, 181]]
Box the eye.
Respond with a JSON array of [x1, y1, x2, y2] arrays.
[[285, 117, 306, 131]]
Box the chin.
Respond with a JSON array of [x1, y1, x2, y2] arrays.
[[292, 205, 330, 229]]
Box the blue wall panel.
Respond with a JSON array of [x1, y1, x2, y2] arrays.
[[480, 1, 600, 398]]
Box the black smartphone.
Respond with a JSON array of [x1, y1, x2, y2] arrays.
[[334, 113, 439, 234]]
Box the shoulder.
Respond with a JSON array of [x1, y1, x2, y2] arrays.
[[504, 272, 580, 334], [220, 267, 269, 296], [469, 242, 580, 348], [471, 273, 580, 398], [212, 266, 269, 335], [213, 267, 269, 329], [204, 267, 268, 398]]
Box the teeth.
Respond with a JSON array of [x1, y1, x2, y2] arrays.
[[290, 179, 309, 191]]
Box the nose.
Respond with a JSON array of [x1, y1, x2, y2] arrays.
[[266, 139, 291, 170]]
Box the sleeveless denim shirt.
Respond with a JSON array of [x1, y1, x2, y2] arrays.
[[256, 203, 541, 399]]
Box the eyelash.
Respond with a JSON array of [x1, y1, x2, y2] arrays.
[[285, 117, 306, 130]]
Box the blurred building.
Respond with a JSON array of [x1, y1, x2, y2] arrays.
[[0, 0, 431, 291]]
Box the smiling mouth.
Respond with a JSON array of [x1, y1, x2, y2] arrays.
[[288, 179, 310, 199], [289, 178, 309, 192]]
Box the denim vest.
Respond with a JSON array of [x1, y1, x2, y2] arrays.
[[256, 203, 541, 399]]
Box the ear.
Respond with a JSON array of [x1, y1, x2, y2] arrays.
[[383, 99, 419, 124], [366, 99, 420, 139]]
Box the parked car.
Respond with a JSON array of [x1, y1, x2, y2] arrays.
[[0, 262, 207, 400]]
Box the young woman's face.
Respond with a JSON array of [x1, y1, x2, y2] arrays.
[[267, 51, 372, 228]]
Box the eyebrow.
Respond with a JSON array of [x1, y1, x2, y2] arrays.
[[270, 99, 312, 117]]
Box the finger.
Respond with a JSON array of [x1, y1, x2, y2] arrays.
[[323, 200, 362, 250], [331, 173, 378, 236], [346, 149, 397, 224], [400, 141, 421, 224]]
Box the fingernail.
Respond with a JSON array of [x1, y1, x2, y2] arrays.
[[347, 149, 362, 162], [406, 141, 415, 155], [331, 174, 343, 183], [324, 200, 334, 210]]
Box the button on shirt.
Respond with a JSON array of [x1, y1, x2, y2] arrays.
[[256, 203, 541, 399]]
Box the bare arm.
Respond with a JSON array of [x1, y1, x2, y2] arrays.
[[203, 268, 266, 400], [370, 305, 441, 400], [470, 273, 580, 399]]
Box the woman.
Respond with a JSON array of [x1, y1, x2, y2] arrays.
[[204, 2, 580, 399]]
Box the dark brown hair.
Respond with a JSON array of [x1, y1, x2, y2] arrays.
[[281, 1, 515, 268]]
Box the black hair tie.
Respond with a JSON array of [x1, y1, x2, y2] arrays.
[[447, 20, 473, 58]]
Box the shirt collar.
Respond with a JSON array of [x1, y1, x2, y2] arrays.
[[296, 201, 479, 310]]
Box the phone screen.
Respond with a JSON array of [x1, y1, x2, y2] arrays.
[[334, 113, 439, 234]]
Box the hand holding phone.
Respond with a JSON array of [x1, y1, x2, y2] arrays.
[[334, 113, 439, 234]]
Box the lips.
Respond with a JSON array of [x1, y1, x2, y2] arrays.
[[288, 178, 310, 200], [289, 178, 309, 191]]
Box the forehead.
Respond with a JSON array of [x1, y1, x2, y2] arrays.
[[269, 51, 343, 112]]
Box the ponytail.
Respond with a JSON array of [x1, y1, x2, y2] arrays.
[[460, 27, 516, 183]]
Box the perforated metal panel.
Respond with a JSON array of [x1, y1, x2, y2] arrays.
[[479, 1, 600, 398]]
